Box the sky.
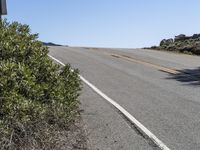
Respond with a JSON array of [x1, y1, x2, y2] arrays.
[[5, 0, 200, 48]]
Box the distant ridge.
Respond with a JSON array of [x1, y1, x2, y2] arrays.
[[42, 42, 63, 46]]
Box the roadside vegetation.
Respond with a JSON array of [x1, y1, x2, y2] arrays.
[[146, 34, 200, 55], [0, 20, 85, 149]]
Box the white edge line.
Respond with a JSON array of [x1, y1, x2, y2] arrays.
[[48, 54, 170, 150]]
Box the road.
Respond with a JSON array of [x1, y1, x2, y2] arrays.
[[49, 46, 200, 150]]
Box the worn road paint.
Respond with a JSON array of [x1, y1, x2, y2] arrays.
[[110, 54, 180, 75]]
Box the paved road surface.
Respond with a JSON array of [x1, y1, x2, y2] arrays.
[[49, 46, 200, 150]]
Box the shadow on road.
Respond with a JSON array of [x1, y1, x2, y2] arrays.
[[165, 67, 200, 86]]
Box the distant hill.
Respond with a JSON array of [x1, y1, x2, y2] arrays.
[[146, 34, 200, 55], [42, 42, 63, 46]]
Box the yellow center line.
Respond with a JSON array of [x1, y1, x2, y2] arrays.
[[86, 48, 180, 75], [110, 54, 180, 75]]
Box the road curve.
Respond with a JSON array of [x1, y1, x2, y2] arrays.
[[49, 46, 200, 150]]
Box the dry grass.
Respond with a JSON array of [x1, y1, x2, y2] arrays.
[[0, 115, 88, 150]]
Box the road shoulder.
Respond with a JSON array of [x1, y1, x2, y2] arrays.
[[79, 83, 155, 150]]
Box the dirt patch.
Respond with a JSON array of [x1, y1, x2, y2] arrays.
[[53, 116, 89, 150]]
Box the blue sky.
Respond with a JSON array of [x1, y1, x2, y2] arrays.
[[5, 0, 200, 48]]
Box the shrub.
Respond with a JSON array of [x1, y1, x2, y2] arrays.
[[151, 34, 200, 55], [0, 20, 81, 149]]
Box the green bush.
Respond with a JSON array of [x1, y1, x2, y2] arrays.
[[0, 20, 81, 149]]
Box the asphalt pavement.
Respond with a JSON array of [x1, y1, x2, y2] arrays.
[[49, 46, 200, 150]]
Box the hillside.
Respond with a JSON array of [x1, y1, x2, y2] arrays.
[[148, 34, 200, 55]]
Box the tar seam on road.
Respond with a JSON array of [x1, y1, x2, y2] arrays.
[[48, 54, 171, 150]]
